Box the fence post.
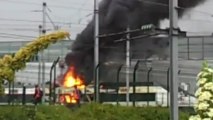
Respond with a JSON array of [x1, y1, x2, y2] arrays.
[[167, 67, 170, 107], [12, 81, 14, 106], [8, 82, 11, 105], [53, 63, 57, 104], [49, 61, 55, 104], [22, 85, 26, 105], [94, 63, 101, 102], [202, 37, 205, 60], [116, 64, 123, 106], [187, 83, 191, 107], [133, 60, 140, 107], [187, 38, 190, 60], [53, 57, 60, 104], [147, 67, 152, 106]]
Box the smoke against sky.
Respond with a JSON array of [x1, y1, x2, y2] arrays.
[[65, 0, 212, 83]]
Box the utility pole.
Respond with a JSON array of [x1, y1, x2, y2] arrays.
[[38, 25, 42, 87], [94, 0, 99, 102], [41, 2, 47, 104], [169, 0, 179, 119], [126, 27, 130, 106]]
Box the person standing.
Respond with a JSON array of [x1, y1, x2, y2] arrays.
[[33, 85, 43, 105]]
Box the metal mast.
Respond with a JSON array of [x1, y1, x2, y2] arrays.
[[126, 27, 130, 106], [38, 25, 42, 86], [41, 2, 47, 104], [94, 0, 99, 102], [169, 0, 179, 119]]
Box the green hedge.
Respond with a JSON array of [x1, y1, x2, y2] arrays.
[[0, 103, 190, 120]]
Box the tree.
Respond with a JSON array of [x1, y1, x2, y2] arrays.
[[0, 31, 70, 95]]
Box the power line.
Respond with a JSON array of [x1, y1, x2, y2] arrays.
[[0, 23, 50, 27], [0, 28, 53, 32], [186, 31, 213, 35], [45, 10, 58, 30], [2, 0, 213, 18], [70, 33, 162, 51], [0, 9, 33, 12], [98, 25, 162, 38], [50, 4, 93, 11], [0, 17, 87, 26], [76, 0, 91, 14], [70, 32, 213, 51], [48, 0, 92, 6], [0, 35, 24, 39], [2, 0, 93, 11], [138, 0, 213, 17], [177, 6, 213, 17], [180, 18, 213, 24], [138, 0, 168, 7], [0, 32, 36, 38], [0, 35, 32, 41]]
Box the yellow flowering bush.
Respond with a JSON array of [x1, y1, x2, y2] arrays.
[[189, 62, 213, 120], [0, 31, 70, 94]]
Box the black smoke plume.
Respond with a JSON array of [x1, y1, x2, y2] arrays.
[[65, 0, 206, 84]]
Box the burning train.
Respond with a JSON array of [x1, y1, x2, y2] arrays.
[[56, 66, 86, 105]]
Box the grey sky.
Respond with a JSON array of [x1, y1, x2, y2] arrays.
[[0, 0, 94, 41], [0, 0, 213, 41], [161, 0, 213, 36]]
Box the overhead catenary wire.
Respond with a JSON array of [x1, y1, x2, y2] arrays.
[[0, 17, 88, 26], [0, 32, 36, 38], [177, 6, 213, 17], [0, 35, 31, 40], [180, 18, 213, 24], [0, 28, 53, 31], [114, 32, 160, 43], [0, 32, 210, 44], [140, 0, 213, 14], [77, 0, 90, 12], [1, 0, 213, 29], [1, 0, 93, 11], [75, 0, 92, 22], [70, 31, 162, 51], [1, 0, 213, 18], [185, 31, 213, 35], [45, 10, 58, 30], [2, 0, 213, 16], [98, 26, 169, 38], [69, 32, 213, 51], [138, 0, 168, 7], [138, 0, 213, 17], [0, 23, 55, 27]]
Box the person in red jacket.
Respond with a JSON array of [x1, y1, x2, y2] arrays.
[[33, 85, 43, 105]]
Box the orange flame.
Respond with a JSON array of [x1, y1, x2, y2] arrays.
[[65, 95, 71, 103], [60, 95, 77, 104], [63, 67, 85, 89]]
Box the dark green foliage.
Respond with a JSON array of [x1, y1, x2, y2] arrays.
[[0, 103, 190, 120]]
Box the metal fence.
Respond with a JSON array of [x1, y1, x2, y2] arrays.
[[95, 59, 200, 107], [179, 36, 213, 60]]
